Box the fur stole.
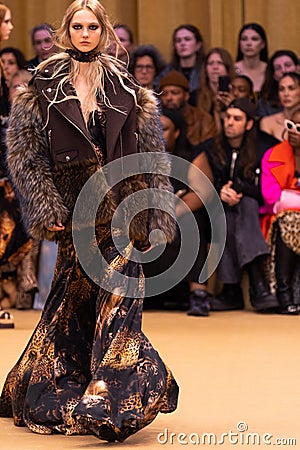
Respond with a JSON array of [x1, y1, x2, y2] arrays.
[[6, 86, 69, 241], [133, 87, 176, 244]]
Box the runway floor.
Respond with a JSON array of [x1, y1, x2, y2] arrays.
[[1, 308, 299, 449]]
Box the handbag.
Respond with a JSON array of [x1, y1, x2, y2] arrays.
[[273, 189, 300, 214]]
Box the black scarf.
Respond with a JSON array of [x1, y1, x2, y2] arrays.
[[66, 48, 102, 63]]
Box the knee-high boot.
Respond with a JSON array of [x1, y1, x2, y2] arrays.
[[246, 255, 279, 312], [275, 231, 299, 315]]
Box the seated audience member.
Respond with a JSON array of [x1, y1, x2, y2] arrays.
[[143, 107, 215, 315], [258, 50, 300, 117], [26, 23, 56, 69], [157, 24, 205, 106], [202, 98, 279, 312], [0, 160, 38, 311], [159, 70, 215, 146], [8, 69, 31, 103], [108, 23, 135, 66], [234, 23, 268, 95], [0, 47, 26, 86], [129, 44, 166, 91], [0, 67, 38, 310], [260, 110, 300, 314], [260, 72, 300, 141], [230, 74, 255, 101], [216, 74, 256, 111], [197, 47, 235, 128], [9, 69, 57, 310]]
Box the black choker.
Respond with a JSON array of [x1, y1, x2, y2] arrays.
[[66, 48, 102, 63]]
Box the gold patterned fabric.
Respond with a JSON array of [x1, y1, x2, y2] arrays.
[[0, 225, 178, 442], [267, 211, 300, 296], [273, 211, 300, 255]]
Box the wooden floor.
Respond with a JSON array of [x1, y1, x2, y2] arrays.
[[1, 308, 300, 449]]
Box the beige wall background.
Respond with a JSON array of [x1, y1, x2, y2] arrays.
[[2, 0, 300, 62]]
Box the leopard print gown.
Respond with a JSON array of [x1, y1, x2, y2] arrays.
[[0, 225, 179, 442]]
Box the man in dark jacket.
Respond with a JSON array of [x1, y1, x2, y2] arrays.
[[202, 98, 279, 312]]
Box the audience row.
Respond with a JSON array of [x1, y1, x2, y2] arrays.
[[0, 10, 299, 320]]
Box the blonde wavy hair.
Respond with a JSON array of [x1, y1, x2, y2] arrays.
[[37, 0, 138, 119]]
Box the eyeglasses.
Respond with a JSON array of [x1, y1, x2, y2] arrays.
[[284, 119, 300, 134], [135, 64, 155, 72]]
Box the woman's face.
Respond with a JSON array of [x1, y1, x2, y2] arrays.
[[9, 74, 23, 102], [33, 29, 55, 61], [231, 77, 252, 99], [206, 52, 228, 84], [174, 28, 201, 60], [278, 76, 300, 109], [287, 111, 300, 148], [239, 29, 265, 58], [160, 115, 179, 153], [273, 55, 298, 82], [115, 27, 131, 50], [0, 9, 13, 41], [112, 26, 131, 57], [134, 55, 156, 88], [1, 52, 18, 81], [69, 8, 102, 53]]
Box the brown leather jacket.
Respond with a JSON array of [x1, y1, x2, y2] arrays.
[[6, 59, 176, 244], [33, 64, 139, 167]]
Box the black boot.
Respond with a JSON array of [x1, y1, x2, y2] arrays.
[[275, 232, 299, 315], [187, 289, 210, 316], [210, 283, 244, 311], [246, 256, 279, 312]]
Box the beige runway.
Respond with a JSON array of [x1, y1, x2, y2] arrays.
[[0, 308, 299, 449]]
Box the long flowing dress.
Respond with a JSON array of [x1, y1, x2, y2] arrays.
[[0, 59, 179, 442], [0, 224, 178, 442]]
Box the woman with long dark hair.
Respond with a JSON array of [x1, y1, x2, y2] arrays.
[[258, 49, 299, 117], [158, 24, 205, 105], [197, 47, 235, 128], [260, 72, 300, 141], [0, 46, 26, 85], [235, 22, 268, 95]]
